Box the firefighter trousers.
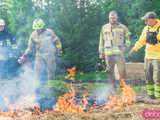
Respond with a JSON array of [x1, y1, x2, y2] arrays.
[[144, 59, 160, 98], [34, 55, 56, 85], [105, 54, 126, 88]]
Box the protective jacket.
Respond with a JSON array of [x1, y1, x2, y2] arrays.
[[0, 30, 17, 60], [24, 28, 62, 57], [99, 22, 131, 56], [132, 19, 160, 59]]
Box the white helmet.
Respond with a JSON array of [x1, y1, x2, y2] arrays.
[[0, 19, 5, 26]]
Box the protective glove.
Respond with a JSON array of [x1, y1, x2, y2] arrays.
[[104, 66, 112, 73], [58, 50, 63, 57], [128, 49, 135, 57]]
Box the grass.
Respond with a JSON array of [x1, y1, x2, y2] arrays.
[[53, 72, 145, 97]]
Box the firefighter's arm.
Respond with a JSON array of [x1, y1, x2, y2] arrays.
[[156, 27, 160, 41], [123, 25, 131, 48], [99, 28, 104, 59], [23, 34, 35, 57], [48, 29, 63, 56], [128, 28, 146, 57]]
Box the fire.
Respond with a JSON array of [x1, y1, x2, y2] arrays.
[[65, 66, 76, 82], [55, 66, 91, 113], [54, 88, 90, 113], [0, 95, 41, 118], [105, 79, 136, 110], [0, 66, 136, 118]]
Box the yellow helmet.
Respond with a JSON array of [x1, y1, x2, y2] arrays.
[[0, 19, 5, 26], [32, 18, 45, 30]]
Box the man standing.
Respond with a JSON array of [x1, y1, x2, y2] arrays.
[[18, 18, 63, 87], [99, 10, 131, 90], [0, 18, 18, 80], [128, 12, 160, 99]]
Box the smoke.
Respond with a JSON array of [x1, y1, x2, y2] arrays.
[[0, 65, 40, 111], [93, 84, 115, 105]]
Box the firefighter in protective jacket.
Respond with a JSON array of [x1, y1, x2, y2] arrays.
[[0, 18, 18, 79], [99, 11, 131, 89], [129, 12, 160, 99], [19, 18, 62, 87]]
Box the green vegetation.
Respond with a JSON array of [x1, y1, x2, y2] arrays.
[[1, 0, 160, 72]]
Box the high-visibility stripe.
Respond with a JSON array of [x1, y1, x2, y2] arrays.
[[155, 94, 160, 98], [146, 52, 160, 56], [147, 91, 154, 95], [147, 88, 154, 91], [104, 51, 113, 55], [147, 84, 154, 96], [0, 41, 3, 46], [36, 52, 48, 58], [54, 37, 59, 41], [155, 85, 160, 98], [155, 85, 160, 91], [155, 91, 160, 98], [12, 44, 17, 49], [48, 80, 55, 87], [104, 49, 121, 55], [34, 36, 52, 42], [112, 28, 123, 32], [135, 42, 144, 48], [6, 40, 11, 46], [99, 46, 103, 49], [126, 40, 131, 46], [56, 44, 62, 48], [147, 84, 154, 88], [125, 32, 131, 37]]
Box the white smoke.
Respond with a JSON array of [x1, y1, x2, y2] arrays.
[[0, 65, 40, 111], [93, 84, 115, 105]]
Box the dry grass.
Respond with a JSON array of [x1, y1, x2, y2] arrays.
[[14, 102, 160, 120]]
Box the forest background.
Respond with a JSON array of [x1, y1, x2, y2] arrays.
[[0, 0, 159, 73]]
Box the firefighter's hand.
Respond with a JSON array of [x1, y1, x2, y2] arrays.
[[128, 49, 135, 57], [105, 66, 112, 73], [18, 56, 26, 64], [120, 46, 127, 52], [58, 50, 63, 57], [99, 53, 104, 59]]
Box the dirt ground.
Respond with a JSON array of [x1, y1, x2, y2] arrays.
[[16, 100, 160, 120]]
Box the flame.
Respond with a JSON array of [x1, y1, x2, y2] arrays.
[[105, 79, 136, 110], [55, 85, 91, 113], [55, 66, 91, 113], [0, 66, 136, 118], [80, 72, 83, 75], [0, 95, 41, 118], [65, 66, 76, 82]]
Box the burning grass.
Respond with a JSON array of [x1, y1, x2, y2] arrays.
[[0, 66, 151, 120]]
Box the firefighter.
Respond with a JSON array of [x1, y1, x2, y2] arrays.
[[18, 18, 63, 87], [0, 18, 18, 80], [128, 12, 160, 99], [99, 10, 131, 90]]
